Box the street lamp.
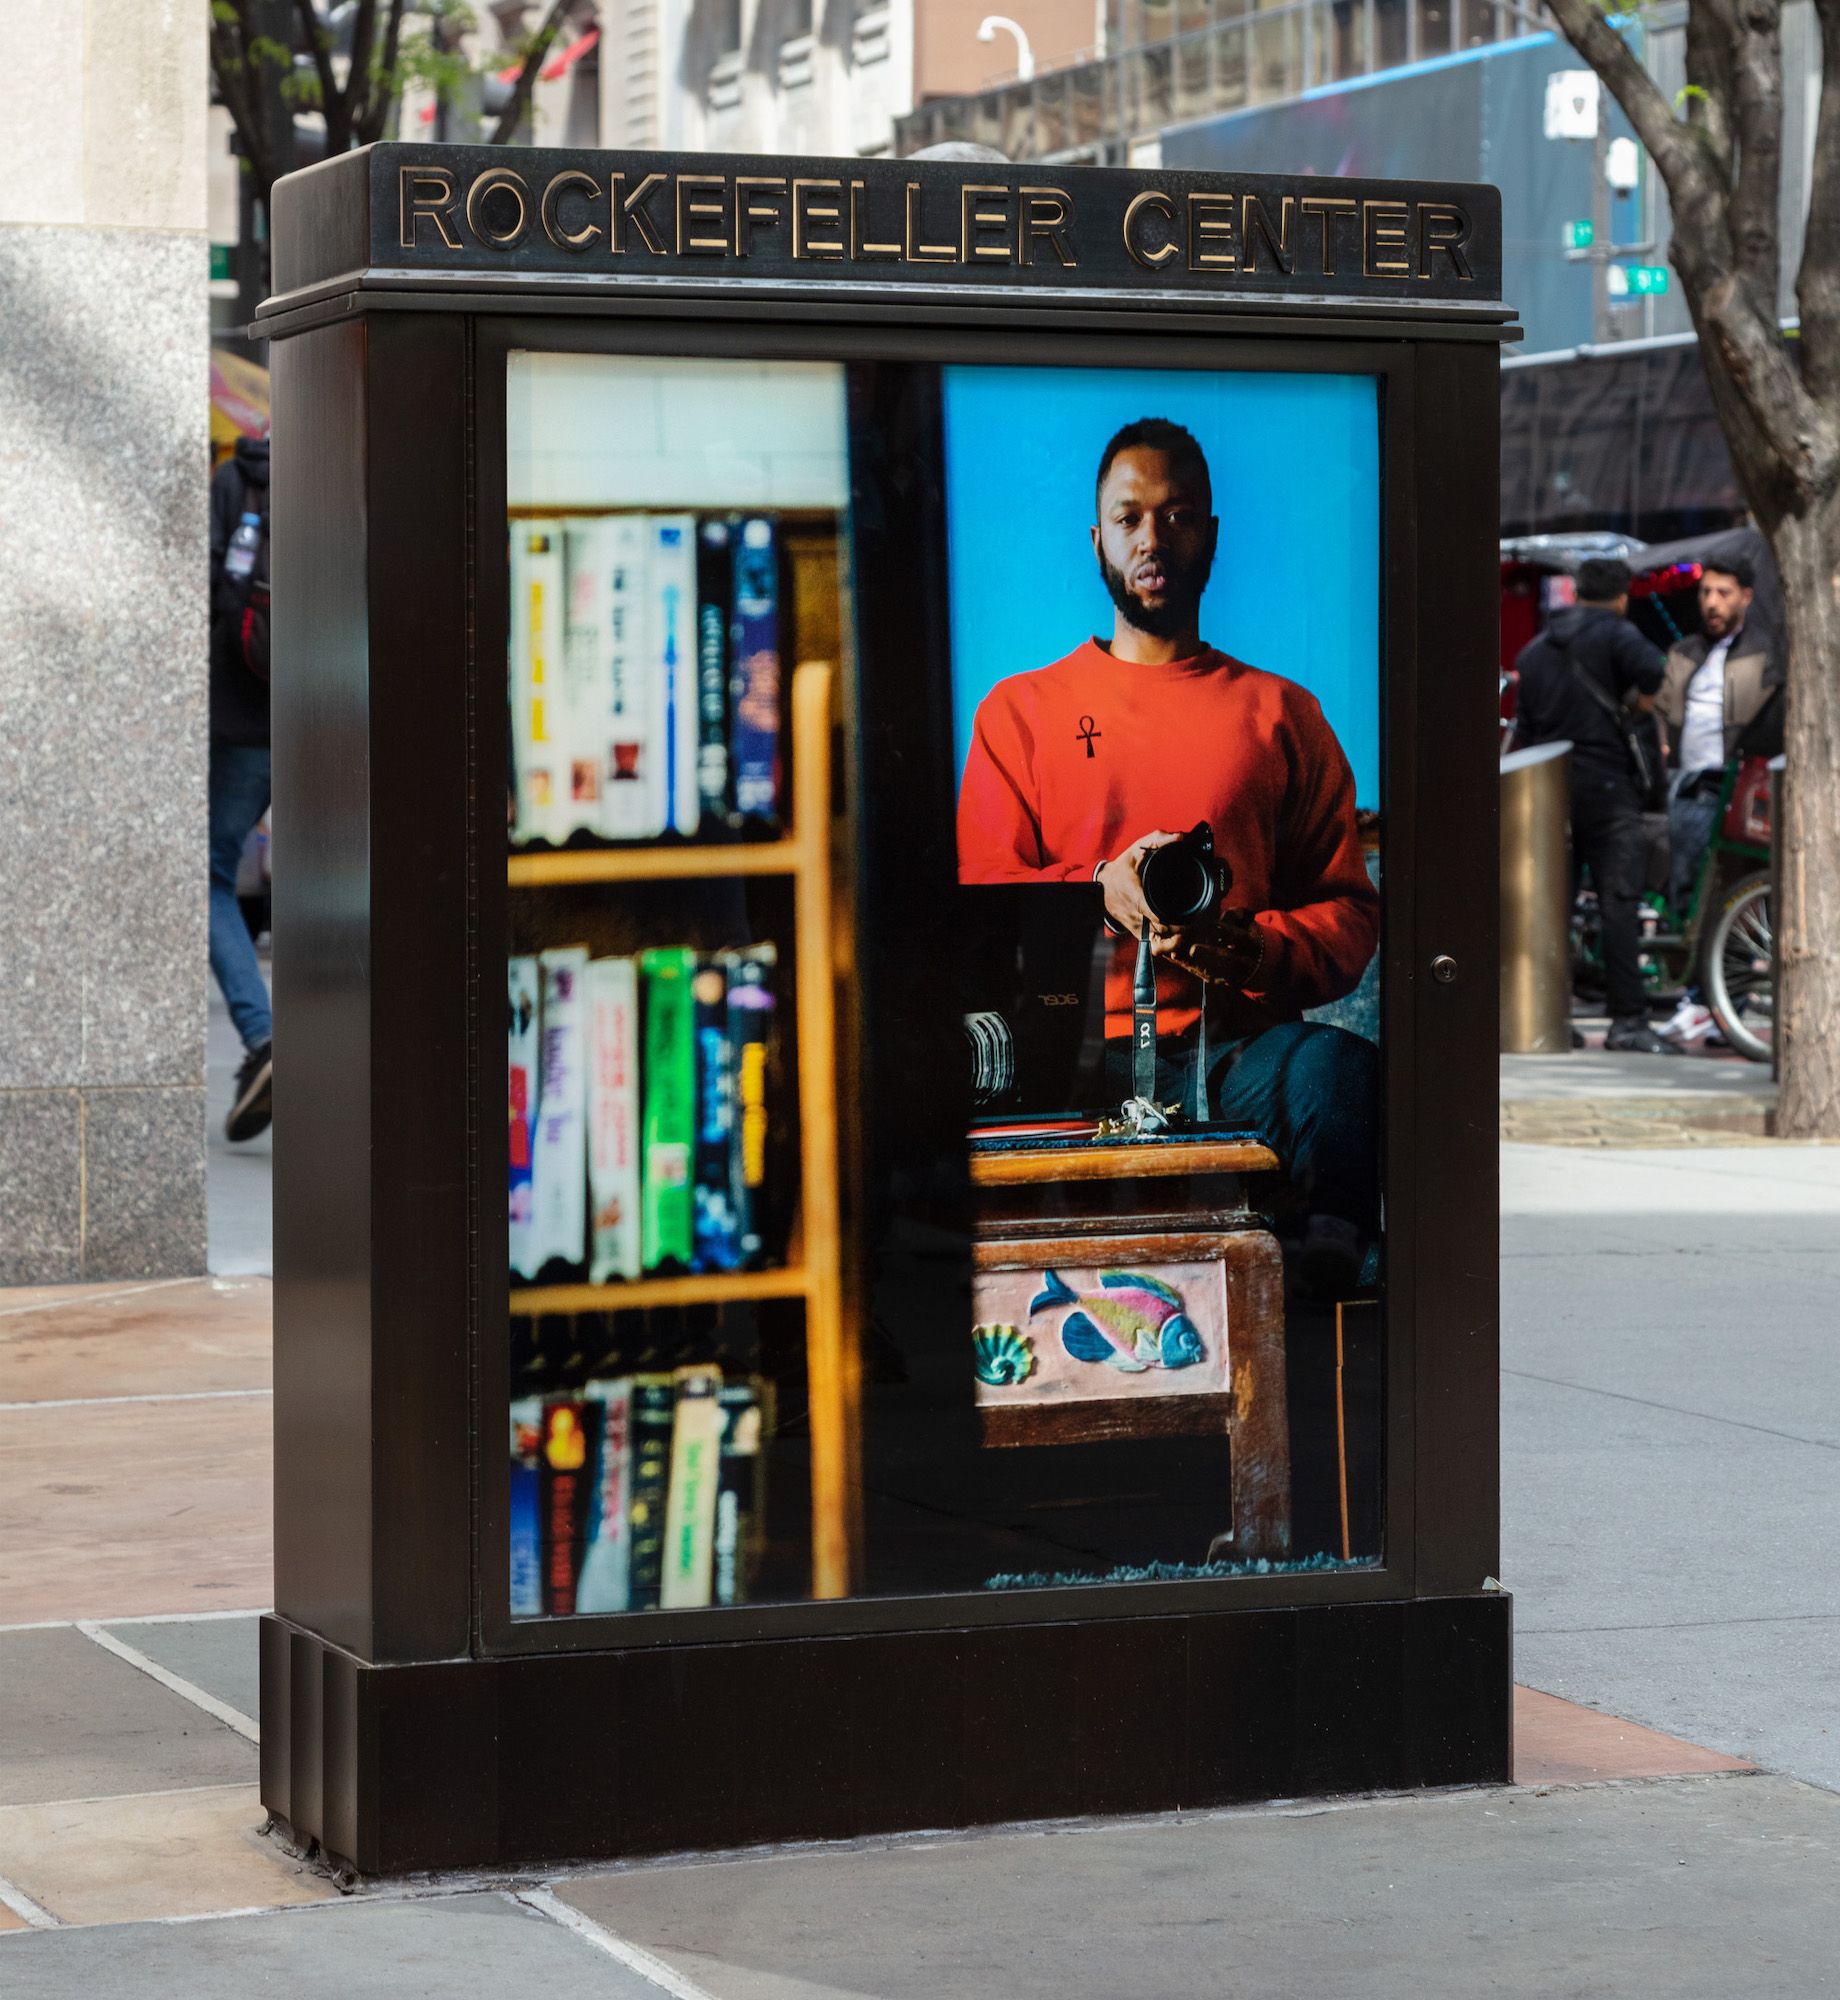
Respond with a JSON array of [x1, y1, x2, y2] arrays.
[[978, 13, 1036, 80]]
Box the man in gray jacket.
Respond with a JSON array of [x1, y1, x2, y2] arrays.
[[1655, 555, 1780, 917]]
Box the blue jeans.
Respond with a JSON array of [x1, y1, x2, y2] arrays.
[[1106, 1019, 1381, 1232], [209, 741, 272, 1051], [1668, 774, 1724, 918]]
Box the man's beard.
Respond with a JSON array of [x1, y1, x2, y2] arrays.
[[1098, 546, 1214, 642]]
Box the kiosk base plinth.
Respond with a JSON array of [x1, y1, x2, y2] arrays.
[[259, 1594, 1511, 1877]]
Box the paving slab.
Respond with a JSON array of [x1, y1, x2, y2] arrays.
[[1512, 1685, 1751, 1784], [0, 1275, 269, 1405], [0, 1783, 327, 1928], [0, 1889, 661, 1998], [0, 1394, 270, 1624], [97, 1616, 260, 1727], [0, 1628, 253, 1807], [555, 1774, 1835, 2000]]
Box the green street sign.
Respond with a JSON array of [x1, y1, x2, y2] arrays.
[[210, 242, 233, 282], [1563, 218, 1594, 251], [1627, 263, 1669, 296]]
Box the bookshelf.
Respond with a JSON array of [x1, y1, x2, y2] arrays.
[[507, 658, 858, 1600]]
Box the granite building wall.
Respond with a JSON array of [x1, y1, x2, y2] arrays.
[[0, 2, 210, 1281]]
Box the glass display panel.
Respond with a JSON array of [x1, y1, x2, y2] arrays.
[[503, 349, 1383, 1623]]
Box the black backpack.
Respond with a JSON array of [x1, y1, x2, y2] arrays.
[[215, 468, 271, 683]]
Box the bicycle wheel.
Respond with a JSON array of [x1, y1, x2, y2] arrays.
[[1700, 870, 1774, 1063]]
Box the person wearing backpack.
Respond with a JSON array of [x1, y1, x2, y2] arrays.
[[208, 431, 274, 1140], [1513, 556, 1676, 1055]]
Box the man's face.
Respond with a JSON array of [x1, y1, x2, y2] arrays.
[[1699, 568, 1752, 641], [1092, 446, 1218, 641]]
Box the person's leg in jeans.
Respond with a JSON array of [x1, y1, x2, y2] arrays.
[[209, 740, 274, 1137], [1667, 778, 1723, 920]]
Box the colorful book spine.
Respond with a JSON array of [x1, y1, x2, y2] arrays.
[[625, 1374, 677, 1612], [692, 957, 741, 1273], [508, 1395, 544, 1618], [696, 519, 733, 825], [559, 520, 610, 840], [640, 947, 696, 1272], [585, 957, 641, 1284], [599, 514, 666, 840], [659, 1366, 725, 1610], [648, 514, 699, 836], [509, 521, 564, 844], [713, 1378, 766, 1608], [507, 956, 541, 1281], [539, 1398, 599, 1617], [532, 947, 589, 1275], [729, 516, 781, 823], [573, 1378, 635, 1614], [727, 946, 777, 1269]]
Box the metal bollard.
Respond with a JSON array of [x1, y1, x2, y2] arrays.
[[1500, 741, 1572, 1053]]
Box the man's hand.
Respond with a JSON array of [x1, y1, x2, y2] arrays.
[[1096, 830, 1179, 937], [1097, 834, 1264, 990]]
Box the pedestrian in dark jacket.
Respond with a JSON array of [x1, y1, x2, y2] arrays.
[[1514, 556, 1675, 1055], [208, 432, 274, 1139]]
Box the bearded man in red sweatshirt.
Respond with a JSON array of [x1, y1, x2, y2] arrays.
[[956, 417, 1380, 1290]]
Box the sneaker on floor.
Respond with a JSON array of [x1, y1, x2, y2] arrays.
[[1605, 1019, 1683, 1056], [1298, 1213, 1364, 1300], [226, 1039, 273, 1141], [1659, 998, 1717, 1045]]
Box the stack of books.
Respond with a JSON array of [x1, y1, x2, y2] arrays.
[[510, 945, 779, 1285], [509, 511, 787, 847], [510, 1366, 770, 1616]]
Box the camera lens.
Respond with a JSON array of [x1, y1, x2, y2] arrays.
[[1140, 841, 1217, 924]]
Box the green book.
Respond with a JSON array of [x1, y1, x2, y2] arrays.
[[659, 1366, 724, 1610], [640, 946, 696, 1271], [625, 1374, 677, 1612]]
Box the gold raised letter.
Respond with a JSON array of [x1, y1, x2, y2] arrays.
[[849, 179, 903, 259], [1240, 194, 1295, 275], [960, 183, 1013, 262], [676, 173, 729, 255], [464, 167, 531, 250], [1019, 185, 1076, 267], [734, 175, 788, 256], [1363, 199, 1411, 278], [1122, 189, 1178, 268], [540, 170, 602, 251], [792, 178, 845, 258], [904, 181, 957, 262], [610, 172, 670, 255], [1186, 191, 1236, 270], [1418, 203, 1474, 280], [1300, 195, 1357, 276], [399, 166, 461, 251]]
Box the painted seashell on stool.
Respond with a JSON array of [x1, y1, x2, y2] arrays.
[[971, 1323, 1036, 1386]]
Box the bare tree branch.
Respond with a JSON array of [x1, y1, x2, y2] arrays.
[[357, 0, 411, 145], [1682, 1, 1735, 180], [344, 0, 380, 142], [1543, 0, 1702, 184], [488, 0, 572, 145], [1726, 0, 1786, 322], [294, 0, 344, 151], [1800, 0, 1840, 402]]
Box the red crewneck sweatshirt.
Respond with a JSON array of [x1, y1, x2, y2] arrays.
[[956, 639, 1378, 1041]]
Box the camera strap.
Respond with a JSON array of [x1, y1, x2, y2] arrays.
[[1133, 922, 1158, 1105]]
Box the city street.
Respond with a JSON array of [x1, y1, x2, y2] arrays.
[[4, 1055, 1837, 1995]]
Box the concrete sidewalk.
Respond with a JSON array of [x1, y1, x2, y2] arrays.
[[4, 1134, 1837, 1993]]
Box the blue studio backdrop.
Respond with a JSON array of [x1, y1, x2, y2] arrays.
[[941, 366, 1381, 808]]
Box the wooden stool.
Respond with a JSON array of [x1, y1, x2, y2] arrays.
[[968, 1137, 1292, 1561]]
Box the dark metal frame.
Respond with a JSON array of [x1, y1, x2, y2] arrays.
[[263, 215, 1505, 1877]]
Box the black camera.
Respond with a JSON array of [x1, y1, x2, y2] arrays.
[[1139, 822, 1231, 925]]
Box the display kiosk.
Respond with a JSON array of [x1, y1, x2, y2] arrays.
[[258, 143, 1515, 1876]]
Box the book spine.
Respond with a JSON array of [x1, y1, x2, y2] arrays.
[[539, 1398, 599, 1618], [585, 957, 641, 1284], [625, 1374, 676, 1612], [726, 945, 778, 1270], [695, 518, 732, 826], [600, 514, 666, 840], [649, 514, 699, 836], [729, 516, 782, 825], [533, 947, 590, 1275], [507, 956, 541, 1281], [573, 1378, 634, 1614], [692, 956, 741, 1274], [659, 1365, 725, 1610], [559, 519, 609, 842], [508, 1395, 544, 1618], [640, 946, 696, 1272], [713, 1378, 767, 1608], [509, 522, 563, 844]]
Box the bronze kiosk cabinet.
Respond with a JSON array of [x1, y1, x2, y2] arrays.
[[259, 143, 1514, 1877]]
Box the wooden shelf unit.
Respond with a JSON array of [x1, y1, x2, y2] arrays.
[[504, 657, 857, 1600]]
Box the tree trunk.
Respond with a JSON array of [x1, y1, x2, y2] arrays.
[[1770, 488, 1840, 1136]]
